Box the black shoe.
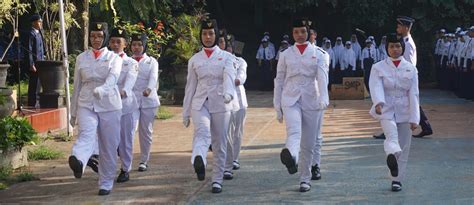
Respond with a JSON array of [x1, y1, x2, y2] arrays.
[[138, 163, 148, 172], [299, 182, 311, 192], [386, 154, 398, 177], [373, 133, 386, 139], [311, 164, 321, 180], [68, 156, 83, 179], [98, 189, 111, 195], [116, 169, 129, 183], [391, 181, 402, 192], [232, 161, 240, 170], [87, 155, 99, 173], [211, 182, 222, 193], [223, 171, 233, 180], [413, 130, 433, 138], [193, 156, 205, 181], [280, 148, 297, 174]]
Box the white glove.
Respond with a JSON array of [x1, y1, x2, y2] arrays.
[[183, 116, 190, 128], [70, 117, 76, 127], [319, 101, 329, 110], [93, 87, 102, 99], [223, 93, 233, 104], [276, 109, 283, 123]]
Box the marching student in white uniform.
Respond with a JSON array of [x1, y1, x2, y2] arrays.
[[108, 28, 139, 183], [182, 19, 236, 193], [274, 18, 330, 192], [69, 22, 123, 196], [130, 33, 160, 172], [369, 33, 420, 192], [222, 33, 248, 179]]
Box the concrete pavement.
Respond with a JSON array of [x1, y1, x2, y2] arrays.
[[0, 89, 473, 204]]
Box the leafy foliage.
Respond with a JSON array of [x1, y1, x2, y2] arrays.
[[0, 0, 30, 28], [165, 13, 205, 65], [117, 20, 173, 58], [0, 116, 38, 152]]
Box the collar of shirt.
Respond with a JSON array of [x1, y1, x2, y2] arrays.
[[389, 56, 404, 67], [33, 28, 40, 34], [295, 42, 309, 54], [117, 51, 126, 58], [92, 48, 105, 59]]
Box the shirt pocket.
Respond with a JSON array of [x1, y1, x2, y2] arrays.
[[399, 71, 414, 90]]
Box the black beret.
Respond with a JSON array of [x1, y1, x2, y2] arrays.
[[110, 28, 128, 39]]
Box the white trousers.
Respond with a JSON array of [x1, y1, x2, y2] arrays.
[[135, 107, 158, 164], [380, 120, 412, 182], [72, 107, 121, 190], [225, 108, 247, 172], [118, 111, 139, 172], [191, 100, 231, 184], [282, 102, 324, 183]]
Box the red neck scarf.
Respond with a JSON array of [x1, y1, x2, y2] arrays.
[[119, 53, 125, 58], [92, 49, 103, 59], [392, 60, 401, 67], [204, 48, 214, 58], [296, 44, 308, 54], [134, 56, 143, 62]]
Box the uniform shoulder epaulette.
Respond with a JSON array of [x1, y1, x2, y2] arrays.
[[316, 47, 327, 55]]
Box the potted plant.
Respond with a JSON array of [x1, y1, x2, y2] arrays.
[[0, 116, 38, 169], [165, 12, 205, 104], [32, 0, 79, 108]]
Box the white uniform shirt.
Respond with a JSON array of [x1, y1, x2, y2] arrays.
[[462, 37, 473, 67], [439, 41, 451, 64], [117, 53, 139, 114], [447, 40, 458, 64], [132, 53, 160, 109], [274, 43, 330, 111], [341, 48, 356, 70], [71, 48, 123, 117], [435, 39, 443, 55], [403, 34, 417, 66], [369, 57, 420, 124], [182, 46, 236, 118], [256, 46, 276, 60]]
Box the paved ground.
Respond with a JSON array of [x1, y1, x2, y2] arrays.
[[0, 89, 473, 204]]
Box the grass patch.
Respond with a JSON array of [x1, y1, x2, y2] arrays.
[[15, 172, 38, 182], [0, 182, 7, 190], [0, 166, 12, 180], [156, 106, 174, 120], [28, 145, 63, 160]]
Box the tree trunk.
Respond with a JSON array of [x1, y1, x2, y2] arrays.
[[83, 0, 89, 50]]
